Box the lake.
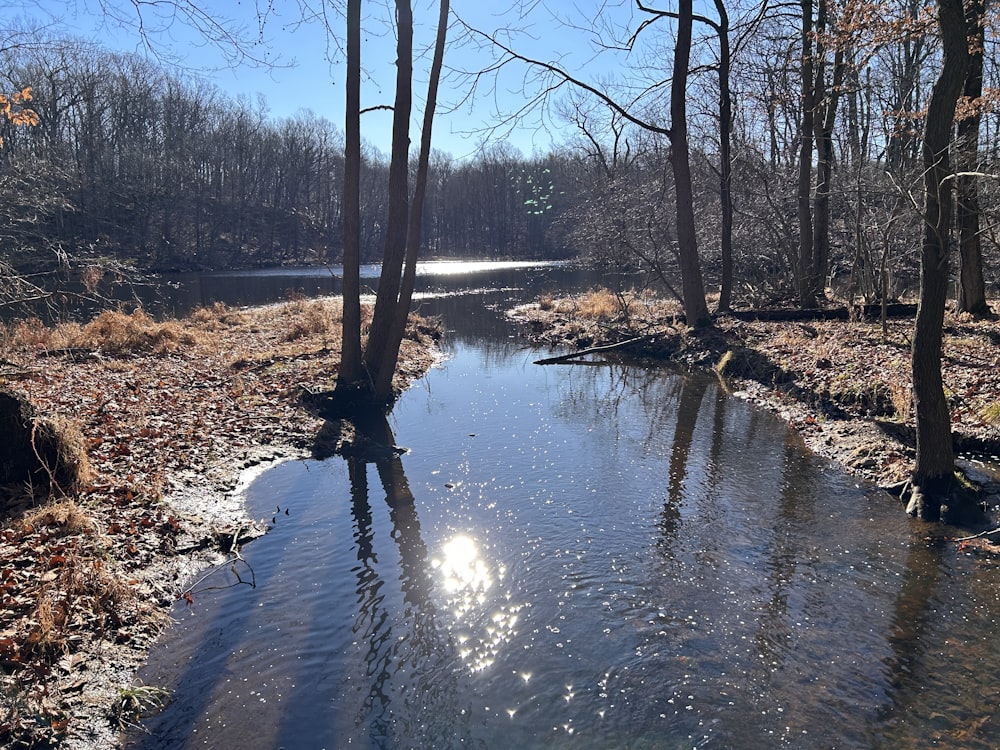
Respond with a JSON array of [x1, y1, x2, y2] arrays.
[[127, 262, 1000, 749]]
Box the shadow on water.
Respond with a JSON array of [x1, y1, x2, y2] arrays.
[[127, 412, 463, 749], [315, 412, 461, 748], [871, 536, 945, 745], [660, 374, 708, 541]]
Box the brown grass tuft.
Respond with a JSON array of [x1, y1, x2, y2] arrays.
[[575, 289, 627, 319], [75, 310, 199, 355], [555, 288, 644, 321], [889, 381, 913, 421], [22, 498, 94, 536], [981, 402, 1000, 427], [36, 416, 93, 495], [30, 553, 146, 657], [187, 302, 248, 331], [3, 317, 55, 351], [281, 299, 340, 342], [31, 592, 70, 654]]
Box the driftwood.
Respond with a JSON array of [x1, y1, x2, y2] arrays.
[[534, 334, 657, 365]]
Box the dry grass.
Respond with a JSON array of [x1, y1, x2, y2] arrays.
[[30, 552, 147, 657], [281, 298, 341, 342], [16, 503, 141, 659], [42, 416, 93, 494], [186, 302, 249, 331], [31, 592, 69, 654], [75, 310, 199, 354], [2, 317, 54, 350], [767, 326, 810, 352], [556, 288, 624, 319], [22, 498, 94, 535], [550, 288, 684, 323], [3, 310, 200, 355], [889, 381, 913, 421]]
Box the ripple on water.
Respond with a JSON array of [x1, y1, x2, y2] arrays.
[[129, 333, 1000, 750]]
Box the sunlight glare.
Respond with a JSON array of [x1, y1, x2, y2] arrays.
[[437, 535, 493, 598], [433, 534, 525, 673]]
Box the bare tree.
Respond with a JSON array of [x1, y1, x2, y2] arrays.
[[955, 0, 991, 316], [372, 0, 451, 400], [339, 0, 363, 386], [796, 0, 818, 308], [668, 0, 712, 327], [336, 0, 450, 405], [907, 0, 971, 521], [360, 0, 415, 395], [457, 4, 712, 327]]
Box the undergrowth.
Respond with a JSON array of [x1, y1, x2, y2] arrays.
[[3, 309, 200, 355]]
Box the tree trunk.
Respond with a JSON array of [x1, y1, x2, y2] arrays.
[[362, 0, 414, 396], [812, 9, 844, 299], [797, 0, 817, 308], [956, 0, 991, 316], [908, 0, 968, 520], [671, 0, 712, 328], [372, 0, 450, 400], [713, 0, 734, 313], [339, 0, 364, 387]]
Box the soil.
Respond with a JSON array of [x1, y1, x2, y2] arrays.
[[2, 291, 999, 748], [0, 299, 440, 749]]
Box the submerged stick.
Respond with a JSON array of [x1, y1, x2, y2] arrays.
[[953, 526, 1000, 542]]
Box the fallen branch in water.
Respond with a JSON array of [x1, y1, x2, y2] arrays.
[[953, 527, 1000, 542], [534, 334, 657, 365], [178, 524, 258, 604]]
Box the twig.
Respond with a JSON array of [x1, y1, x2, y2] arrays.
[[953, 527, 1000, 542], [29, 420, 64, 497], [179, 524, 258, 602]]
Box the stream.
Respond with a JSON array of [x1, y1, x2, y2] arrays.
[[127, 263, 1000, 749]]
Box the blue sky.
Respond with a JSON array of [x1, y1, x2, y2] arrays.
[[3, 0, 662, 159]]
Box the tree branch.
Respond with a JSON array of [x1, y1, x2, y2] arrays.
[[454, 14, 673, 139]]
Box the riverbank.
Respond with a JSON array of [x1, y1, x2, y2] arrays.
[[0, 299, 440, 748], [510, 289, 1000, 513]]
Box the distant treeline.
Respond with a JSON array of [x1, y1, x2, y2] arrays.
[[0, 36, 583, 273]]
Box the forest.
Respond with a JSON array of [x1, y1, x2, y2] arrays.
[[0, 0, 997, 313]]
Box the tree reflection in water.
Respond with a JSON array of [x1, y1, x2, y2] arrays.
[[342, 411, 467, 747]]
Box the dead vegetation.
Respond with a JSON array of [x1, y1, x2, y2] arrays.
[[0, 390, 93, 503], [0, 297, 440, 748], [3, 309, 200, 356]]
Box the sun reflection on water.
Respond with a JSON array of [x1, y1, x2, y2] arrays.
[[432, 535, 521, 673]]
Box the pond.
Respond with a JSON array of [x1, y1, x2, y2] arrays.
[[127, 263, 1000, 749]]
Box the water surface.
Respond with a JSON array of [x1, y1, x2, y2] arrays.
[[129, 265, 1000, 749]]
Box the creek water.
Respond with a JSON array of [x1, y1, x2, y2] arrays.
[[128, 263, 1000, 749]]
